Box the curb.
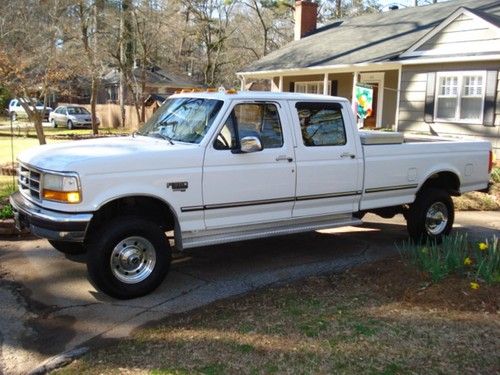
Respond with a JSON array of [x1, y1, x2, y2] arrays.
[[28, 347, 89, 375]]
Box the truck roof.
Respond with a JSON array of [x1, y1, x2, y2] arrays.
[[171, 90, 349, 102]]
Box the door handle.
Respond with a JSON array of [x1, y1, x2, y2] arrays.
[[276, 155, 294, 162], [340, 152, 356, 159]]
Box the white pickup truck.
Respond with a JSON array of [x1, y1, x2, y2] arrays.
[[10, 91, 493, 299]]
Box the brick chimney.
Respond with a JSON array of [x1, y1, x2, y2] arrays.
[[294, 1, 318, 41]]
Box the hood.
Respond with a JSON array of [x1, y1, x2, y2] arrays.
[[18, 136, 199, 174]]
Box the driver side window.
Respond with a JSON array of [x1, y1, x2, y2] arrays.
[[214, 103, 283, 150]]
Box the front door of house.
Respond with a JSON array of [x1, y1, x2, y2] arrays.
[[363, 84, 378, 128], [360, 72, 384, 128]]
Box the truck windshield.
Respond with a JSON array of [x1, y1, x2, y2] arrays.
[[138, 97, 223, 144]]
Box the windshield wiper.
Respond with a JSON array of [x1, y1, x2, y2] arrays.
[[148, 132, 175, 145]]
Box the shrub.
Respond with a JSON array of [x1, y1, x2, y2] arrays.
[[0, 203, 13, 219], [491, 167, 500, 184], [398, 233, 499, 286]]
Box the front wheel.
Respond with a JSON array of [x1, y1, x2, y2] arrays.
[[10, 112, 17, 121], [49, 240, 86, 255], [406, 188, 454, 243], [67, 120, 74, 129], [51, 119, 57, 128], [86, 216, 171, 299]]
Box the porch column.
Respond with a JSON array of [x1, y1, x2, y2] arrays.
[[240, 76, 247, 91], [351, 71, 358, 112], [323, 73, 329, 95], [278, 76, 284, 92], [352, 72, 360, 127]]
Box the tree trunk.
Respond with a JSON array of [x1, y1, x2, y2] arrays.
[[33, 114, 46, 145], [20, 101, 46, 145], [140, 64, 146, 123], [90, 75, 98, 135]]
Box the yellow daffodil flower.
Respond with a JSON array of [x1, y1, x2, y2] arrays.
[[463, 257, 472, 266], [470, 282, 480, 290], [478, 242, 488, 251]]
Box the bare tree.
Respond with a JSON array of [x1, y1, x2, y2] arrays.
[[0, 0, 74, 144], [77, 0, 105, 135]]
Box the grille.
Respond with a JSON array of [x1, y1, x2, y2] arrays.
[[18, 163, 41, 200]]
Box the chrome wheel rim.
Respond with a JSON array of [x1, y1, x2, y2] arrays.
[[425, 202, 448, 236], [110, 236, 156, 284]]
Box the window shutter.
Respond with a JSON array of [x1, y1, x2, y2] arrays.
[[289, 82, 295, 92], [424, 72, 436, 123], [483, 70, 498, 126]]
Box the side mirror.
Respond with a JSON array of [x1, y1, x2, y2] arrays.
[[239, 136, 263, 153]]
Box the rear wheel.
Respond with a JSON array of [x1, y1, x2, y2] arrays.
[[67, 120, 74, 129], [49, 240, 86, 255], [51, 119, 57, 128], [406, 188, 454, 243], [86, 216, 171, 299], [10, 112, 17, 121]]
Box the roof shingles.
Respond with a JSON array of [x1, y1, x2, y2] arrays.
[[242, 0, 500, 73]]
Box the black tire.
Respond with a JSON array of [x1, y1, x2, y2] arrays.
[[67, 120, 74, 129], [406, 188, 454, 243], [86, 216, 171, 299], [49, 240, 86, 255]]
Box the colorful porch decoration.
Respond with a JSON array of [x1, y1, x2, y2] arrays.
[[355, 84, 374, 119]]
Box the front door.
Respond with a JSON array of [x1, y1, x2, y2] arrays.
[[203, 101, 296, 229], [290, 101, 363, 218], [360, 72, 384, 128], [363, 84, 378, 128]]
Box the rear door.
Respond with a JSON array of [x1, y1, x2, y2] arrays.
[[202, 100, 296, 228], [290, 100, 363, 217]]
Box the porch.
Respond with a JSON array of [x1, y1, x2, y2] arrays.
[[240, 68, 400, 129]]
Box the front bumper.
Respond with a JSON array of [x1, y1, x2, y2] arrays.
[[9, 191, 93, 242]]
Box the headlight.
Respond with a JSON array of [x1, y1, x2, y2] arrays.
[[42, 173, 81, 203]]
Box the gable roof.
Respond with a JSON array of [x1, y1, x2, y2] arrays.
[[103, 66, 200, 88], [241, 0, 500, 74], [400, 6, 500, 57]]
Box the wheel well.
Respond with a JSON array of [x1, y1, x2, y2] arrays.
[[420, 172, 460, 196], [88, 196, 176, 234]]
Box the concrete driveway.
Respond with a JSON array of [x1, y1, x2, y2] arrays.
[[0, 212, 498, 374]]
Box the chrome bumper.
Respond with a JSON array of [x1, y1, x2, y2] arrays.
[[9, 191, 93, 242]]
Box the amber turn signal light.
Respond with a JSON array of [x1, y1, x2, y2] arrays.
[[42, 190, 81, 203]]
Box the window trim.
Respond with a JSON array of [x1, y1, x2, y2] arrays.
[[434, 71, 487, 124], [294, 81, 332, 95], [295, 101, 347, 147], [212, 101, 285, 151]]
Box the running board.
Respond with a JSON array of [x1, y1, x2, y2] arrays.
[[181, 215, 362, 249]]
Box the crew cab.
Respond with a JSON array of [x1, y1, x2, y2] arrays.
[[10, 91, 493, 299]]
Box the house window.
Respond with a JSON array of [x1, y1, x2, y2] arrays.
[[435, 71, 486, 122], [295, 81, 332, 95]]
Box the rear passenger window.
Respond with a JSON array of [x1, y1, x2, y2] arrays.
[[214, 103, 283, 150], [295, 102, 346, 147]]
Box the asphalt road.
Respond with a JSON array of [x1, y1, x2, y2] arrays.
[[0, 212, 498, 374]]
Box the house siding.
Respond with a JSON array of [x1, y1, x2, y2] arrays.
[[398, 61, 500, 156], [415, 13, 500, 55]]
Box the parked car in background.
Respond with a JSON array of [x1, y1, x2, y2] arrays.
[[8, 99, 52, 121], [49, 105, 99, 129]]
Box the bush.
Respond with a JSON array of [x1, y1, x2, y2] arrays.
[[0, 203, 13, 219], [398, 234, 499, 286], [491, 167, 500, 184]]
